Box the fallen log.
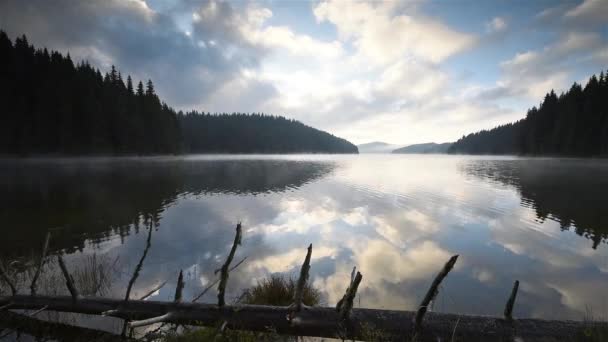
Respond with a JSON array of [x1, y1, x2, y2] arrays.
[[0, 309, 130, 341], [1, 294, 605, 341]]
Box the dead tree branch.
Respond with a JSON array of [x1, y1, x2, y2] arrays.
[[127, 270, 187, 329], [504, 280, 519, 320], [30, 231, 51, 296], [174, 270, 184, 303], [1, 294, 604, 341], [291, 243, 312, 314], [336, 271, 363, 321], [192, 256, 247, 303], [0, 263, 17, 296], [125, 222, 153, 302], [413, 254, 458, 340], [56, 255, 80, 301], [140, 280, 167, 301], [216, 223, 242, 307]]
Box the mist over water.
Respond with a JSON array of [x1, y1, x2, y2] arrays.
[[1, 155, 607, 321]]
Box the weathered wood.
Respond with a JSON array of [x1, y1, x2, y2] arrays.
[[217, 223, 242, 307], [140, 280, 167, 300], [0, 262, 17, 296], [1, 294, 604, 341], [0, 309, 131, 341], [504, 280, 519, 320], [129, 312, 175, 328], [336, 271, 362, 320], [28, 305, 48, 316], [57, 255, 80, 301], [292, 243, 312, 313], [30, 231, 51, 296], [174, 270, 184, 303], [413, 255, 458, 339]]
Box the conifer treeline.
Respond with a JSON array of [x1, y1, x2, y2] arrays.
[[179, 112, 357, 153], [449, 72, 608, 156], [0, 31, 358, 155]]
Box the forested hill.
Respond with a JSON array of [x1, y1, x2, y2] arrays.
[[449, 71, 608, 156], [0, 31, 357, 155], [179, 112, 357, 153]]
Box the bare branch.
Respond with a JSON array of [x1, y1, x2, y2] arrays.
[[504, 280, 519, 320], [101, 309, 120, 317], [56, 255, 79, 301], [128, 312, 175, 328], [337, 271, 363, 320], [125, 222, 153, 302], [174, 270, 184, 303], [292, 243, 313, 313], [413, 254, 458, 339], [28, 306, 48, 317], [30, 231, 51, 296], [217, 223, 242, 307], [0, 303, 12, 310], [0, 263, 17, 296], [192, 256, 247, 303], [139, 280, 167, 301]]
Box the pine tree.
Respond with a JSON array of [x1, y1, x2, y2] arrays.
[[146, 79, 155, 96], [126, 75, 134, 95], [136, 81, 144, 96]]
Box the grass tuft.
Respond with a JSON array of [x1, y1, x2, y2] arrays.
[[238, 274, 322, 307]]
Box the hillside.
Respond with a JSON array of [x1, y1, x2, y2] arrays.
[[180, 112, 358, 153], [0, 31, 357, 155], [449, 71, 608, 156], [392, 142, 452, 154]]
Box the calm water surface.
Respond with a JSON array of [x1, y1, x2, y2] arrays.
[[1, 155, 607, 321]]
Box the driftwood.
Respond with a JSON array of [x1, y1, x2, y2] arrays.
[[336, 269, 363, 320], [504, 280, 519, 320], [1, 224, 606, 341], [291, 243, 312, 314], [0, 309, 131, 341], [413, 254, 458, 340], [57, 255, 80, 301], [0, 294, 605, 341], [216, 223, 242, 307]]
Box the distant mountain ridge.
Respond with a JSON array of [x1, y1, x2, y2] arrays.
[[357, 141, 402, 153], [392, 142, 452, 154]]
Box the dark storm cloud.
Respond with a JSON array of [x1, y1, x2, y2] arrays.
[[0, 0, 276, 110]]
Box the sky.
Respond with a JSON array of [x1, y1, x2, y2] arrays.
[[1, 0, 607, 145]]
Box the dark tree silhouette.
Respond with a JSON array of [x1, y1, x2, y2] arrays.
[[178, 112, 358, 153], [0, 31, 358, 155], [449, 71, 608, 156]]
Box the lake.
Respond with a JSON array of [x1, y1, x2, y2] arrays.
[[1, 155, 607, 321]]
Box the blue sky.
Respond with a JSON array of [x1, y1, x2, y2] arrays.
[[1, 0, 606, 145]]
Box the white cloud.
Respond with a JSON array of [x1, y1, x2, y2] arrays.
[[313, 0, 476, 65], [486, 17, 507, 33], [565, 0, 608, 25]]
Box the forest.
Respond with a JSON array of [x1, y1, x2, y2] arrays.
[[449, 71, 608, 156], [0, 31, 358, 155]]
